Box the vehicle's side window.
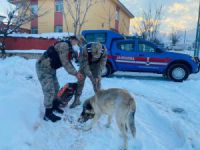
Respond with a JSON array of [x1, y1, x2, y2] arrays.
[[118, 43, 134, 52], [139, 43, 156, 52], [85, 33, 106, 43]]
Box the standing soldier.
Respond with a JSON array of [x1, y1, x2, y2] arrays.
[[36, 36, 83, 122], [70, 42, 107, 108]]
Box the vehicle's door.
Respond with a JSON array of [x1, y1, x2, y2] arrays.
[[136, 40, 170, 72], [112, 40, 141, 71]]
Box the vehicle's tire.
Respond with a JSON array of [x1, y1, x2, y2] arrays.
[[102, 63, 113, 77], [167, 63, 190, 82]]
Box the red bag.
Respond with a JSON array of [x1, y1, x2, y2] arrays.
[[57, 83, 77, 106]]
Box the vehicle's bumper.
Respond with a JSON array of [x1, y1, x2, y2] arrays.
[[197, 63, 200, 73], [194, 57, 200, 73]]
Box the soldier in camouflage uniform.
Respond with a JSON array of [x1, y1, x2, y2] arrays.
[[36, 36, 83, 122], [70, 42, 107, 108]]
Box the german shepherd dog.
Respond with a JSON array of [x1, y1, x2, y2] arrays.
[[78, 88, 136, 150]]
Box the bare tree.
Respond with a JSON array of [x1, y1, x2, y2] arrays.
[[64, 0, 100, 35], [63, 8, 71, 35], [132, 5, 163, 43], [170, 29, 181, 46], [0, 0, 46, 57]]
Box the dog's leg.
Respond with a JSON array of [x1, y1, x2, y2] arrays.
[[105, 115, 112, 128], [83, 113, 101, 131]]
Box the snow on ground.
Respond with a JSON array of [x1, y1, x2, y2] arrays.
[[0, 56, 200, 150]]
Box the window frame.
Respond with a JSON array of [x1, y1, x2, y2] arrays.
[[138, 41, 157, 53], [55, 25, 63, 32], [31, 27, 38, 34], [115, 9, 120, 21], [55, 0, 63, 12], [117, 41, 135, 52], [31, 4, 38, 15]]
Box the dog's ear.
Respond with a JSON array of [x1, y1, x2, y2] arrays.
[[85, 101, 93, 110], [83, 99, 89, 107]]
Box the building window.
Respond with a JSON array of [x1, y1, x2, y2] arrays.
[[31, 27, 38, 34], [115, 7, 120, 21], [31, 4, 38, 15], [55, 25, 63, 32], [55, 0, 63, 12]]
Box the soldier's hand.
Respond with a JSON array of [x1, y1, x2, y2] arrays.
[[93, 78, 100, 93], [88, 74, 95, 83], [76, 72, 83, 81]]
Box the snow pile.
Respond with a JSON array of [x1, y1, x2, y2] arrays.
[[0, 56, 200, 150], [0, 32, 74, 39], [5, 50, 46, 54]]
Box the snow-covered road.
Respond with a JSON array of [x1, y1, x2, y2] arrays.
[[0, 56, 200, 150]]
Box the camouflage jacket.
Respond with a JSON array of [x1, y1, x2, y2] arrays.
[[79, 44, 107, 78], [38, 42, 77, 76]]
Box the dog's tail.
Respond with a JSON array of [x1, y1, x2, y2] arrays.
[[128, 100, 136, 138]]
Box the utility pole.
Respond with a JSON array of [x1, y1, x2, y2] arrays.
[[195, 0, 200, 57], [184, 30, 186, 44]]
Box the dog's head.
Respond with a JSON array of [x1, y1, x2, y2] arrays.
[[78, 99, 95, 123]]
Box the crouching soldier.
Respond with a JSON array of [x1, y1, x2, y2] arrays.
[[36, 36, 83, 122], [70, 42, 107, 108]]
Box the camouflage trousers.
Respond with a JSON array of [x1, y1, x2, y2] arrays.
[[36, 62, 60, 108], [76, 66, 101, 96]]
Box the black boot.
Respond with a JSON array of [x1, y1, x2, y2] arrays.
[[52, 99, 64, 114], [44, 108, 61, 122]]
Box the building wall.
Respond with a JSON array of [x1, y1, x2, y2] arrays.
[[84, 0, 116, 31], [119, 9, 130, 35], [63, 0, 117, 33], [38, 0, 54, 33], [25, 0, 132, 34], [63, 0, 75, 33]]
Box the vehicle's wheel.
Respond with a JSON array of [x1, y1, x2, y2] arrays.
[[167, 63, 190, 82], [102, 63, 113, 77]]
